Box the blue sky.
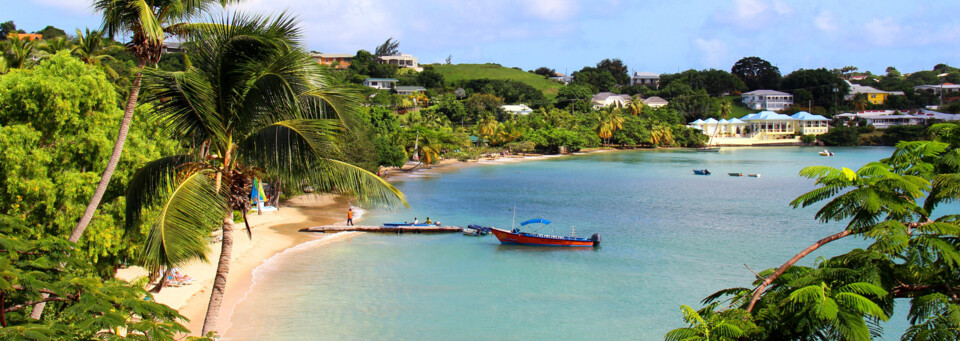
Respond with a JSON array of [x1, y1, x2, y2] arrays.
[[7, 0, 960, 75]]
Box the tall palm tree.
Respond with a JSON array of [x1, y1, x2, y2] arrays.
[[627, 97, 644, 116], [126, 13, 406, 335], [650, 123, 674, 147], [2, 35, 37, 69], [37, 36, 73, 55], [853, 94, 869, 112], [719, 99, 732, 119], [71, 0, 237, 249]]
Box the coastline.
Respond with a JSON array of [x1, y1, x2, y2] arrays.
[[120, 149, 614, 339]]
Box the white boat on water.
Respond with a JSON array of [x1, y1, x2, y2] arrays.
[[818, 149, 835, 156]]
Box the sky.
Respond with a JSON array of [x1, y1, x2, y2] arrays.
[[7, 0, 960, 75]]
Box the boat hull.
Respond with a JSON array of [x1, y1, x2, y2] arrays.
[[489, 228, 598, 247]]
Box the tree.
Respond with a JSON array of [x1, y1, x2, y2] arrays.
[[781, 68, 849, 112], [719, 99, 732, 119], [71, 29, 119, 78], [67, 0, 237, 271], [665, 303, 757, 341], [556, 83, 593, 110], [0, 21, 17, 40], [596, 58, 629, 85], [130, 14, 406, 335], [2, 35, 38, 69], [36, 25, 66, 39], [374, 37, 399, 57], [416, 67, 445, 89], [731, 56, 781, 90], [534, 66, 555, 77], [571, 66, 616, 93]]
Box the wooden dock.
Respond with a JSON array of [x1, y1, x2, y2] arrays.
[[299, 225, 463, 234]]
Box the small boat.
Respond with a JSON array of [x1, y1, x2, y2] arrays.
[[489, 218, 600, 247], [463, 224, 491, 236], [818, 149, 835, 156], [383, 223, 433, 227], [748, 173, 761, 177], [728, 172, 743, 177], [693, 169, 711, 175], [697, 147, 721, 152]]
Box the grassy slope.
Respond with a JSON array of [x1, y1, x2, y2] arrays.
[[431, 64, 562, 100], [723, 95, 754, 118]]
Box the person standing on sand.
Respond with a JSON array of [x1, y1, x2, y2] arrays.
[[347, 208, 354, 226]]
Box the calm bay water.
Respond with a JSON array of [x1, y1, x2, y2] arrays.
[[228, 146, 918, 340]]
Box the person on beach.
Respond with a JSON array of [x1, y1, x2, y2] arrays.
[[347, 208, 354, 226]]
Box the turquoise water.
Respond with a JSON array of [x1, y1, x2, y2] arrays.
[[228, 147, 919, 340]]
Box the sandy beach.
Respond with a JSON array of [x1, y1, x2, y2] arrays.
[[114, 150, 612, 339]]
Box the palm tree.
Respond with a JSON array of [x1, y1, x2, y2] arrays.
[[3, 35, 37, 69], [627, 98, 644, 116], [785, 282, 889, 339], [37, 36, 73, 55], [71, 0, 237, 249], [853, 94, 869, 112], [595, 108, 624, 145], [72, 28, 119, 78], [665, 303, 755, 341], [650, 123, 674, 147], [126, 14, 405, 335], [719, 99, 732, 119]]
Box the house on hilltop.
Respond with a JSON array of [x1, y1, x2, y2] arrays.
[[642, 96, 669, 108], [630, 72, 660, 88], [377, 54, 422, 72], [395, 86, 426, 95], [844, 80, 903, 105], [7, 33, 42, 41], [501, 104, 534, 115], [362, 78, 398, 90], [312, 53, 353, 70], [741, 89, 793, 111]]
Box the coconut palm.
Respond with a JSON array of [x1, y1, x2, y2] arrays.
[[72, 28, 119, 78], [596, 108, 624, 145], [853, 94, 869, 112], [627, 97, 644, 116], [719, 99, 732, 119], [126, 13, 405, 335], [650, 123, 674, 147], [71, 0, 238, 249], [2, 35, 37, 69], [37, 36, 73, 55]]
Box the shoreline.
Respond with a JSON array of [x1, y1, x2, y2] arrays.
[[121, 150, 611, 339]]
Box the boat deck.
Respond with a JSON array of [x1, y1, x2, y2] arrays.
[[299, 225, 463, 233]]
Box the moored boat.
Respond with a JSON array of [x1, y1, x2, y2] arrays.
[[818, 149, 835, 156], [728, 172, 743, 177], [463, 224, 491, 236], [697, 147, 721, 152], [748, 173, 761, 177], [489, 218, 600, 247], [693, 169, 711, 175]]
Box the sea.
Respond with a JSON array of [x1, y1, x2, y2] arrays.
[[227, 146, 925, 340]]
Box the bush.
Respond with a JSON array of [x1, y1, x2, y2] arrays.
[[800, 134, 817, 143]]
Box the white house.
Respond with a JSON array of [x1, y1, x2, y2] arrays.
[[395, 86, 426, 95], [377, 54, 422, 72], [362, 78, 398, 90], [630, 72, 660, 88], [591, 92, 633, 109], [500, 104, 534, 115], [914, 83, 960, 96], [834, 109, 960, 129], [642, 96, 669, 108], [790, 111, 831, 135], [741, 89, 793, 111]]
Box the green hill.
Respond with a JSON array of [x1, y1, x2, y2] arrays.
[[431, 64, 562, 100]]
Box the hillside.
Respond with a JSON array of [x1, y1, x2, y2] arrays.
[[431, 63, 562, 100]]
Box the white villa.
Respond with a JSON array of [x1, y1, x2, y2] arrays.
[[630, 72, 660, 88], [362, 78, 398, 90], [395, 86, 426, 95], [688, 111, 830, 145], [377, 54, 422, 72], [501, 104, 534, 115], [592, 92, 633, 109], [834, 109, 960, 129], [643, 96, 669, 108], [741, 89, 793, 111], [914, 83, 960, 96]]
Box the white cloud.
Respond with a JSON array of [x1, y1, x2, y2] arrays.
[[863, 17, 901, 46], [732, 0, 768, 22], [523, 0, 580, 21], [814, 10, 837, 32], [694, 37, 728, 68], [29, 0, 92, 14], [772, 1, 793, 15]]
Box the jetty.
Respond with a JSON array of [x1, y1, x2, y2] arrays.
[[299, 225, 463, 234]]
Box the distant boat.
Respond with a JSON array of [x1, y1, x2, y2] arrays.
[[728, 172, 743, 177], [818, 149, 835, 156], [463, 224, 491, 236], [697, 147, 721, 152], [693, 169, 711, 175], [748, 173, 761, 177], [489, 218, 600, 247]]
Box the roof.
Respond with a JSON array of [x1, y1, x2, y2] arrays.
[[847, 81, 904, 96], [501, 104, 533, 113], [790, 111, 830, 121], [742, 111, 795, 121], [703, 118, 719, 123], [742, 89, 791, 96], [364, 78, 398, 82], [691, 119, 705, 124], [643, 96, 668, 104], [395, 86, 426, 91], [312, 53, 354, 58], [632, 72, 660, 78], [592, 92, 631, 101], [729, 118, 745, 124]]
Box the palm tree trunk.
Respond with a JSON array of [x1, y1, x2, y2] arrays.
[[745, 229, 852, 313], [150, 267, 173, 293], [29, 66, 146, 321], [69, 66, 145, 244], [201, 213, 235, 335]]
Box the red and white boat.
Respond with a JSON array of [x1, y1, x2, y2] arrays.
[[489, 218, 600, 247]]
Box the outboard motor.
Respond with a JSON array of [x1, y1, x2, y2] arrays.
[[590, 233, 601, 246]]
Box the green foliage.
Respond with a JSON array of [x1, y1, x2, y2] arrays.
[[659, 69, 747, 97], [430, 63, 561, 100], [36, 25, 67, 39], [818, 125, 861, 146], [596, 58, 630, 85], [781, 68, 849, 111], [801, 134, 817, 143], [0, 217, 199, 340], [416, 67, 445, 89], [374, 37, 399, 57], [348, 49, 397, 79], [0, 52, 179, 272], [0, 21, 18, 40], [571, 66, 616, 93], [731, 56, 781, 90], [556, 83, 593, 110], [453, 78, 545, 107]]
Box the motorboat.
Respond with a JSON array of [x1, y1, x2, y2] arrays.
[[489, 218, 600, 247], [693, 169, 711, 175]]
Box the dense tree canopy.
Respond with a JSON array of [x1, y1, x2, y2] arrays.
[[731, 56, 782, 90], [781, 68, 849, 112], [596, 58, 630, 85]]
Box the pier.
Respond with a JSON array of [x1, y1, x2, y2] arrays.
[[299, 225, 463, 233]]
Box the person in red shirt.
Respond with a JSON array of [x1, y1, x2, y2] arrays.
[[346, 208, 354, 226]]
